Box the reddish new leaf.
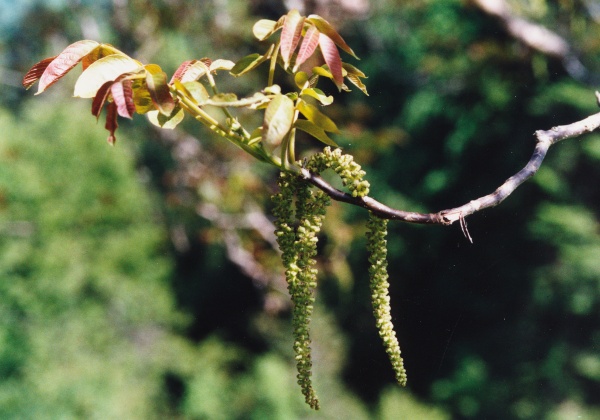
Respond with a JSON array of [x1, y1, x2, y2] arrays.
[[318, 34, 343, 89], [91, 80, 114, 118], [145, 64, 175, 115], [22, 56, 56, 90], [111, 79, 135, 118], [170, 60, 196, 83], [173, 60, 212, 83], [307, 15, 358, 59], [294, 24, 320, 72], [36, 40, 100, 94], [105, 101, 118, 145], [280, 10, 304, 68]]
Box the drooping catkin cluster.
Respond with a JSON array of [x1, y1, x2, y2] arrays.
[[272, 171, 330, 410], [272, 148, 406, 410], [366, 213, 407, 386], [306, 147, 370, 197]]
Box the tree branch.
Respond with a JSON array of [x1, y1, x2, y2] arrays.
[[471, 0, 590, 81], [300, 104, 600, 230]]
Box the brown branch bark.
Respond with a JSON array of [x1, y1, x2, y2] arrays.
[[300, 104, 600, 230]]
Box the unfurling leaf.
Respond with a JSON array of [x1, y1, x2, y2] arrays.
[[230, 45, 274, 77], [280, 10, 305, 68], [27, 40, 100, 93], [294, 24, 320, 71], [318, 34, 343, 89], [301, 87, 334, 105], [295, 71, 310, 89], [105, 101, 118, 145], [91, 80, 114, 118], [307, 15, 358, 59], [171, 59, 212, 83], [253, 19, 281, 41], [297, 99, 339, 133], [145, 64, 175, 115], [263, 94, 295, 148], [81, 44, 128, 70], [147, 106, 185, 129], [345, 73, 369, 96], [111, 80, 136, 118], [312, 66, 333, 79], [294, 119, 338, 147], [171, 60, 196, 82], [179, 81, 210, 105], [210, 59, 235, 72], [22, 57, 56, 90], [132, 80, 154, 114], [74, 54, 142, 98]]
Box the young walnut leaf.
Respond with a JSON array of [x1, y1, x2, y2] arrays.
[[111, 80, 136, 119], [105, 101, 119, 145], [263, 93, 295, 148], [294, 119, 338, 147], [230, 45, 274, 77], [23, 40, 100, 93], [293, 24, 320, 72], [280, 9, 305, 69], [74, 54, 142, 98], [252, 18, 281, 41], [297, 100, 339, 133], [171, 59, 211, 83], [22, 56, 56, 90], [145, 64, 175, 115], [307, 15, 358, 59], [318, 34, 343, 89]]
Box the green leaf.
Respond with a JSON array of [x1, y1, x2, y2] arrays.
[[301, 87, 334, 105], [342, 62, 366, 78], [297, 99, 339, 133], [81, 43, 128, 70], [180, 81, 210, 104], [210, 59, 235, 72], [147, 106, 185, 129], [312, 65, 333, 79], [294, 119, 338, 147], [345, 73, 368, 96], [205, 92, 269, 108], [145, 64, 175, 115], [253, 19, 280, 41], [307, 14, 358, 58], [295, 71, 310, 89], [28, 40, 100, 93], [74, 54, 142, 98], [132, 79, 154, 114], [280, 10, 305, 68], [263, 94, 295, 148], [230, 49, 271, 76]]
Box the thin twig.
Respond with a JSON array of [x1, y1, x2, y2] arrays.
[[300, 108, 600, 226]]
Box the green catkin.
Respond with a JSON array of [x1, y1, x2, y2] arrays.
[[272, 148, 384, 409], [272, 171, 329, 410], [366, 213, 407, 386]]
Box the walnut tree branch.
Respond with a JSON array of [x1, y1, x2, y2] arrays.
[[300, 104, 600, 228]]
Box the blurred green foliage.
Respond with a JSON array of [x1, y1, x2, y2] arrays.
[[1, 0, 600, 418]]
